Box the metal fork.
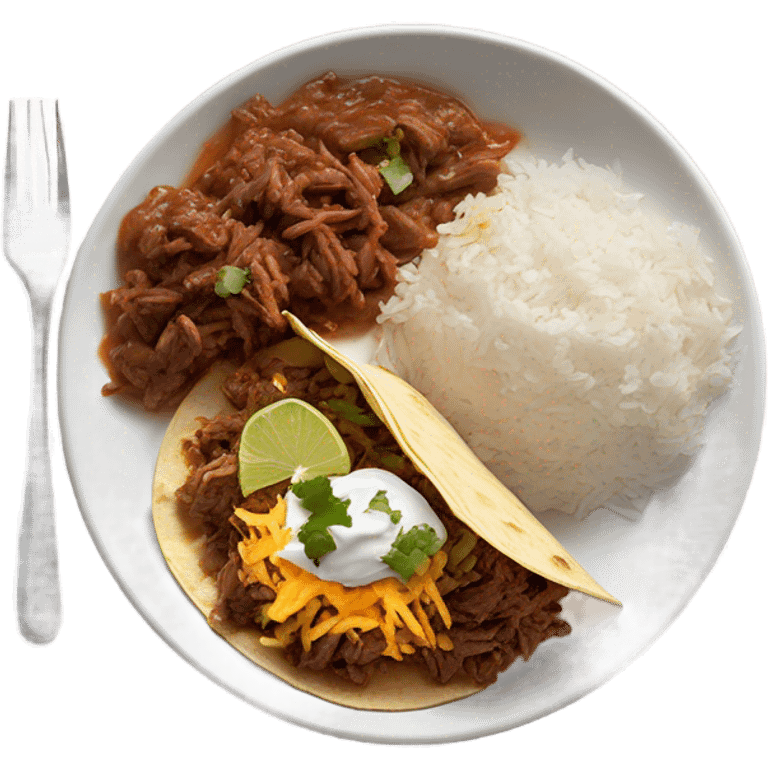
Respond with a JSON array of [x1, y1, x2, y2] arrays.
[[3, 99, 70, 643]]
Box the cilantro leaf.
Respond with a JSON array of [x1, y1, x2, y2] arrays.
[[381, 524, 445, 582], [215, 265, 251, 297], [322, 398, 381, 427], [366, 490, 401, 524], [292, 476, 352, 564]]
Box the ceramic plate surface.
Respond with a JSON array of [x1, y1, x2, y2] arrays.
[[58, 24, 765, 743]]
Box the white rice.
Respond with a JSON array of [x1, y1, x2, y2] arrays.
[[376, 149, 741, 519]]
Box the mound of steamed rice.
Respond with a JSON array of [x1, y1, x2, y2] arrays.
[[376, 150, 741, 519]]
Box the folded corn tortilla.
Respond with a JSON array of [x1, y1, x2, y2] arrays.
[[152, 326, 618, 710]]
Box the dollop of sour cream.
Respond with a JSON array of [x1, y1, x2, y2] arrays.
[[277, 468, 447, 587]]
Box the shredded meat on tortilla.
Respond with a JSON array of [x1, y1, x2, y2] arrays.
[[175, 354, 570, 688], [100, 72, 521, 410]]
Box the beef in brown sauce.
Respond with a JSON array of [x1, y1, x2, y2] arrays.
[[100, 73, 521, 410]]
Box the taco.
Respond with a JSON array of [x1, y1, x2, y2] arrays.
[[152, 319, 618, 710]]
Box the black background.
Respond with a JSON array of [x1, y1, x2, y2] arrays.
[[6, 25, 765, 759]]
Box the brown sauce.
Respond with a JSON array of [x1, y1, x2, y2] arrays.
[[182, 116, 240, 189], [293, 282, 397, 341]]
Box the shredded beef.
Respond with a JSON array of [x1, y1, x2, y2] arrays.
[[175, 354, 570, 688], [100, 72, 521, 410]]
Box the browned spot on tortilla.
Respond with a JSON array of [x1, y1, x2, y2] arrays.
[[476, 491, 493, 506], [504, 521, 524, 533], [551, 555, 571, 570]]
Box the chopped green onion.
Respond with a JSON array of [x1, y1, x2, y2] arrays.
[[324, 356, 355, 384], [215, 265, 251, 297], [369, 130, 413, 195], [455, 554, 477, 575], [447, 529, 478, 571], [378, 155, 413, 195]]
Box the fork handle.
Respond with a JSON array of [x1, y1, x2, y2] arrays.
[[16, 298, 61, 643]]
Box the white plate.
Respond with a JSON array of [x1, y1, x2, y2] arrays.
[[58, 25, 765, 744]]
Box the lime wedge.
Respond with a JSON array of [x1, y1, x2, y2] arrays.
[[238, 398, 351, 495]]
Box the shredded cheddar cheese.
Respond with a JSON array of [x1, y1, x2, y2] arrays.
[[235, 499, 452, 661]]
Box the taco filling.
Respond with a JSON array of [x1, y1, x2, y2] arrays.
[[172, 347, 571, 688]]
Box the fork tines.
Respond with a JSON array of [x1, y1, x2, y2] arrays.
[[4, 99, 70, 219]]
